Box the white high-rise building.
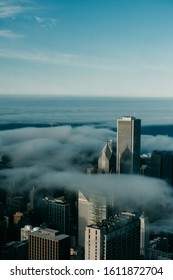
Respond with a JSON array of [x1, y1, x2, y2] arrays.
[[78, 191, 107, 247]]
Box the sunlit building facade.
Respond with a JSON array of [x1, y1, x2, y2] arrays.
[[78, 191, 107, 247], [29, 228, 70, 260], [116, 116, 141, 174]]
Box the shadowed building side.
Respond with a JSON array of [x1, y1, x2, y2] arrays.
[[85, 211, 144, 260]]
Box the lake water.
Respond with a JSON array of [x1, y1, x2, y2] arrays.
[[0, 95, 173, 135]]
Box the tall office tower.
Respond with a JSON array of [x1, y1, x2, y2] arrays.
[[98, 140, 116, 173], [29, 228, 70, 260], [78, 191, 107, 247], [150, 150, 173, 185], [40, 196, 70, 234], [85, 211, 141, 260], [64, 190, 78, 246], [116, 116, 141, 174]]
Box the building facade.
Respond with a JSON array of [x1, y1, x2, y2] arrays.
[[116, 116, 141, 174], [40, 196, 70, 234], [139, 213, 149, 258], [98, 140, 116, 173], [85, 212, 142, 260], [29, 228, 70, 260], [78, 191, 107, 247]]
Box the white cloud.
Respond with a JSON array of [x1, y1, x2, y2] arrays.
[[1, 125, 173, 225], [141, 134, 173, 153], [0, 2, 24, 18], [0, 29, 23, 39], [35, 16, 59, 28], [0, 125, 114, 171], [0, 0, 34, 19], [0, 47, 132, 73]]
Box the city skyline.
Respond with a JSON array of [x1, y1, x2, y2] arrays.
[[1, 105, 173, 259], [1, 110, 173, 229], [1, 0, 173, 97]]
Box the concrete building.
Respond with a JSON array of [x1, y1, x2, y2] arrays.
[[85, 212, 142, 260], [78, 191, 107, 247], [21, 225, 33, 241], [98, 140, 116, 173], [20, 225, 40, 241], [116, 116, 141, 174], [28, 228, 70, 260]]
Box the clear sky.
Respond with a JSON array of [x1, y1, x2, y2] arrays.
[[1, 0, 173, 97]]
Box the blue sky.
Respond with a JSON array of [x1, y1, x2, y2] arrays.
[[0, 0, 173, 97]]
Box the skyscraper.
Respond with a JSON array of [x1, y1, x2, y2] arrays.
[[78, 191, 107, 247], [116, 116, 141, 174], [85, 211, 141, 260], [98, 140, 116, 173], [40, 196, 70, 234]]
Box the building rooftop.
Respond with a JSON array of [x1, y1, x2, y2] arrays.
[[88, 212, 139, 233], [119, 116, 136, 121], [42, 196, 68, 204], [29, 227, 69, 241], [99, 140, 114, 160]]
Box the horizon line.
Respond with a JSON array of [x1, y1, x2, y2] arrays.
[[0, 94, 173, 99]]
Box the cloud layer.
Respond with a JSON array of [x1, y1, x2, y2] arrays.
[[1, 125, 173, 225]]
